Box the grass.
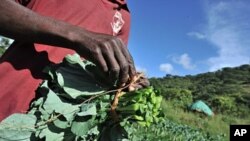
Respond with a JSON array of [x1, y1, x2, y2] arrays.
[[160, 99, 250, 141]]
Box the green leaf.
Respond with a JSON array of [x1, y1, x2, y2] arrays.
[[63, 53, 84, 66], [30, 97, 44, 107], [53, 115, 69, 129], [77, 103, 97, 116], [56, 72, 64, 87], [55, 54, 111, 99], [0, 114, 36, 141], [87, 126, 99, 136], [38, 125, 65, 141], [57, 65, 106, 98], [42, 88, 79, 120], [71, 119, 93, 136], [39, 108, 50, 121]]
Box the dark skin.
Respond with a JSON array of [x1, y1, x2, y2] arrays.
[[0, 0, 149, 89]]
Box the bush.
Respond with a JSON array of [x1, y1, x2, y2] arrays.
[[164, 88, 193, 108]]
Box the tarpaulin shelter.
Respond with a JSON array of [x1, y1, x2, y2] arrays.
[[190, 100, 214, 116]]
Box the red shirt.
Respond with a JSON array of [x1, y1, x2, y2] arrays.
[[0, 0, 130, 121]]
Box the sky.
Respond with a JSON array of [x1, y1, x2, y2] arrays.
[[127, 0, 250, 77]]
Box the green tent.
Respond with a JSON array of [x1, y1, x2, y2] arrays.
[[190, 100, 214, 116]]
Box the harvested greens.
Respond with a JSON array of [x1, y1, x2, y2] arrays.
[[0, 54, 163, 141]]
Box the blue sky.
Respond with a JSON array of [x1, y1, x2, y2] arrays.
[[127, 0, 250, 77]]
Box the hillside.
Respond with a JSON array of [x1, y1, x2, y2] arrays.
[[147, 64, 250, 140], [150, 64, 250, 117]]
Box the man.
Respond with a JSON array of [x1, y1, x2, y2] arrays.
[[0, 0, 148, 121]]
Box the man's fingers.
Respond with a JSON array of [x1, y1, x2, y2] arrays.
[[117, 40, 136, 78], [138, 79, 150, 87], [92, 48, 108, 73], [116, 53, 129, 86], [101, 44, 120, 83], [128, 78, 150, 92], [118, 62, 129, 86], [128, 83, 141, 92], [111, 39, 129, 86]]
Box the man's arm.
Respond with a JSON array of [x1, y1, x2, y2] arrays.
[[0, 0, 136, 86], [0, 0, 77, 47]]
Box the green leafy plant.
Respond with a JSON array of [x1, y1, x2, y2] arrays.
[[0, 54, 163, 141]]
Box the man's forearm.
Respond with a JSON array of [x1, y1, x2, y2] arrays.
[[0, 0, 85, 50], [0, 0, 138, 85]]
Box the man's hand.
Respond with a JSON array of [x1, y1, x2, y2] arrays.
[[127, 72, 150, 91], [74, 31, 136, 86]]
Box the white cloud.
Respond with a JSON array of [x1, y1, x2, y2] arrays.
[[159, 63, 173, 73], [173, 53, 195, 70], [204, 1, 250, 71], [187, 32, 206, 39]]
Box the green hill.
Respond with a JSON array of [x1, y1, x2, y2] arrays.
[[150, 64, 250, 117], [148, 64, 250, 140]]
